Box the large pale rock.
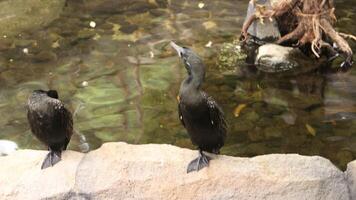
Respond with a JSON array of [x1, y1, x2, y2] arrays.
[[0, 143, 351, 200], [0, 150, 84, 200], [0, 0, 65, 36], [255, 44, 325, 75], [347, 161, 356, 199]]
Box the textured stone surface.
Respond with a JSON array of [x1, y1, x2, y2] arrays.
[[0, 0, 65, 36], [0, 150, 84, 200], [346, 161, 356, 200], [0, 143, 351, 200]]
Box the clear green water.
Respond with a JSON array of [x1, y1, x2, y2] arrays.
[[0, 0, 355, 169]]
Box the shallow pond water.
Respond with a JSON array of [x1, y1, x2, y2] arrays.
[[0, 0, 355, 170]]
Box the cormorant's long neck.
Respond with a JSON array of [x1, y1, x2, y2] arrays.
[[185, 69, 204, 89]]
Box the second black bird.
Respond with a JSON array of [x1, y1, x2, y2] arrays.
[[27, 90, 73, 169]]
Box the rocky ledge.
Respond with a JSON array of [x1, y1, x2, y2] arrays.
[[0, 142, 354, 200]]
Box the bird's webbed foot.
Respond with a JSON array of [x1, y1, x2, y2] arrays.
[[187, 149, 211, 173], [41, 150, 62, 169]]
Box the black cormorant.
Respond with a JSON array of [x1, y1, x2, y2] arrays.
[[170, 42, 227, 173], [27, 90, 73, 169]]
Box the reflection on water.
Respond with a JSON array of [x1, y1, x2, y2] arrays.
[[0, 0, 355, 169]]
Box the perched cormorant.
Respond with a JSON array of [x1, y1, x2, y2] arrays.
[[27, 90, 73, 169], [170, 42, 227, 173]]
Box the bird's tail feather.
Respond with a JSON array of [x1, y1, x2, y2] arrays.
[[41, 150, 62, 169]]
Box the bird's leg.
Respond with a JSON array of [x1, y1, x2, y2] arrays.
[[187, 149, 211, 173], [41, 147, 62, 170]]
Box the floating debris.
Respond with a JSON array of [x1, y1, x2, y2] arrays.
[[205, 41, 213, 48], [149, 51, 155, 58], [306, 124, 316, 136], [22, 48, 29, 54], [82, 81, 89, 87], [51, 41, 60, 49], [202, 21, 217, 30], [89, 21, 96, 28], [198, 2, 205, 9], [93, 33, 101, 40], [233, 104, 247, 117]]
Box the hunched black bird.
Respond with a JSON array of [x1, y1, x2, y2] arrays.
[[27, 90, 73, 169], [170, 41, 227, 173]]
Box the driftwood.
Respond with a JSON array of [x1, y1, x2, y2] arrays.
[[241, 0, 354, 71]]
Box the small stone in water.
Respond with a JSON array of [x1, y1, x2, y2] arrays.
[[9, 59, 14, 62], [198, 2, 205, 9], [3, 35, 7, 38], [82, 81, 89, 87], [205, 41, 213, 48], [89, 21, 96, 28], [22, 48, 29, 54], [149, 51, 155, 58]]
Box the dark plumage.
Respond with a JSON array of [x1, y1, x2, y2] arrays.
[[170, 42, 227, 173], [27, 90, 73, 169]]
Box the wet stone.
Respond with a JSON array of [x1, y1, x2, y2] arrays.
[[0, 0, 66, 36], [264, 126, 283, 140], [13, 39, 35, 47], [248, 127, 265, 142], [77, 29, 96, 40], [255, 44, 325, 75], [120, 24, 139, 34], [32, 51, 57, 62], [336, 150, 353, 169], [0, 38, 13, 51]]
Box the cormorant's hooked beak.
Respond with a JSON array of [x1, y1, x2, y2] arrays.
[[170, 41, 185, 57]]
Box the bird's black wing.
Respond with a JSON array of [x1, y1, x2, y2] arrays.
[[178, 102, 185, 127], [205, 94, 227, 136], [59, 107, 73, 150], [51, 100, 73, 149]]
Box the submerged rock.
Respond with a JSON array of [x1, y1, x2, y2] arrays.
[[255, 44, 324, 75], [217, 40, 247, 70], [0, 142, 351, 200], [0, 0, 65, 36], [84, 0, 160, 14]]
